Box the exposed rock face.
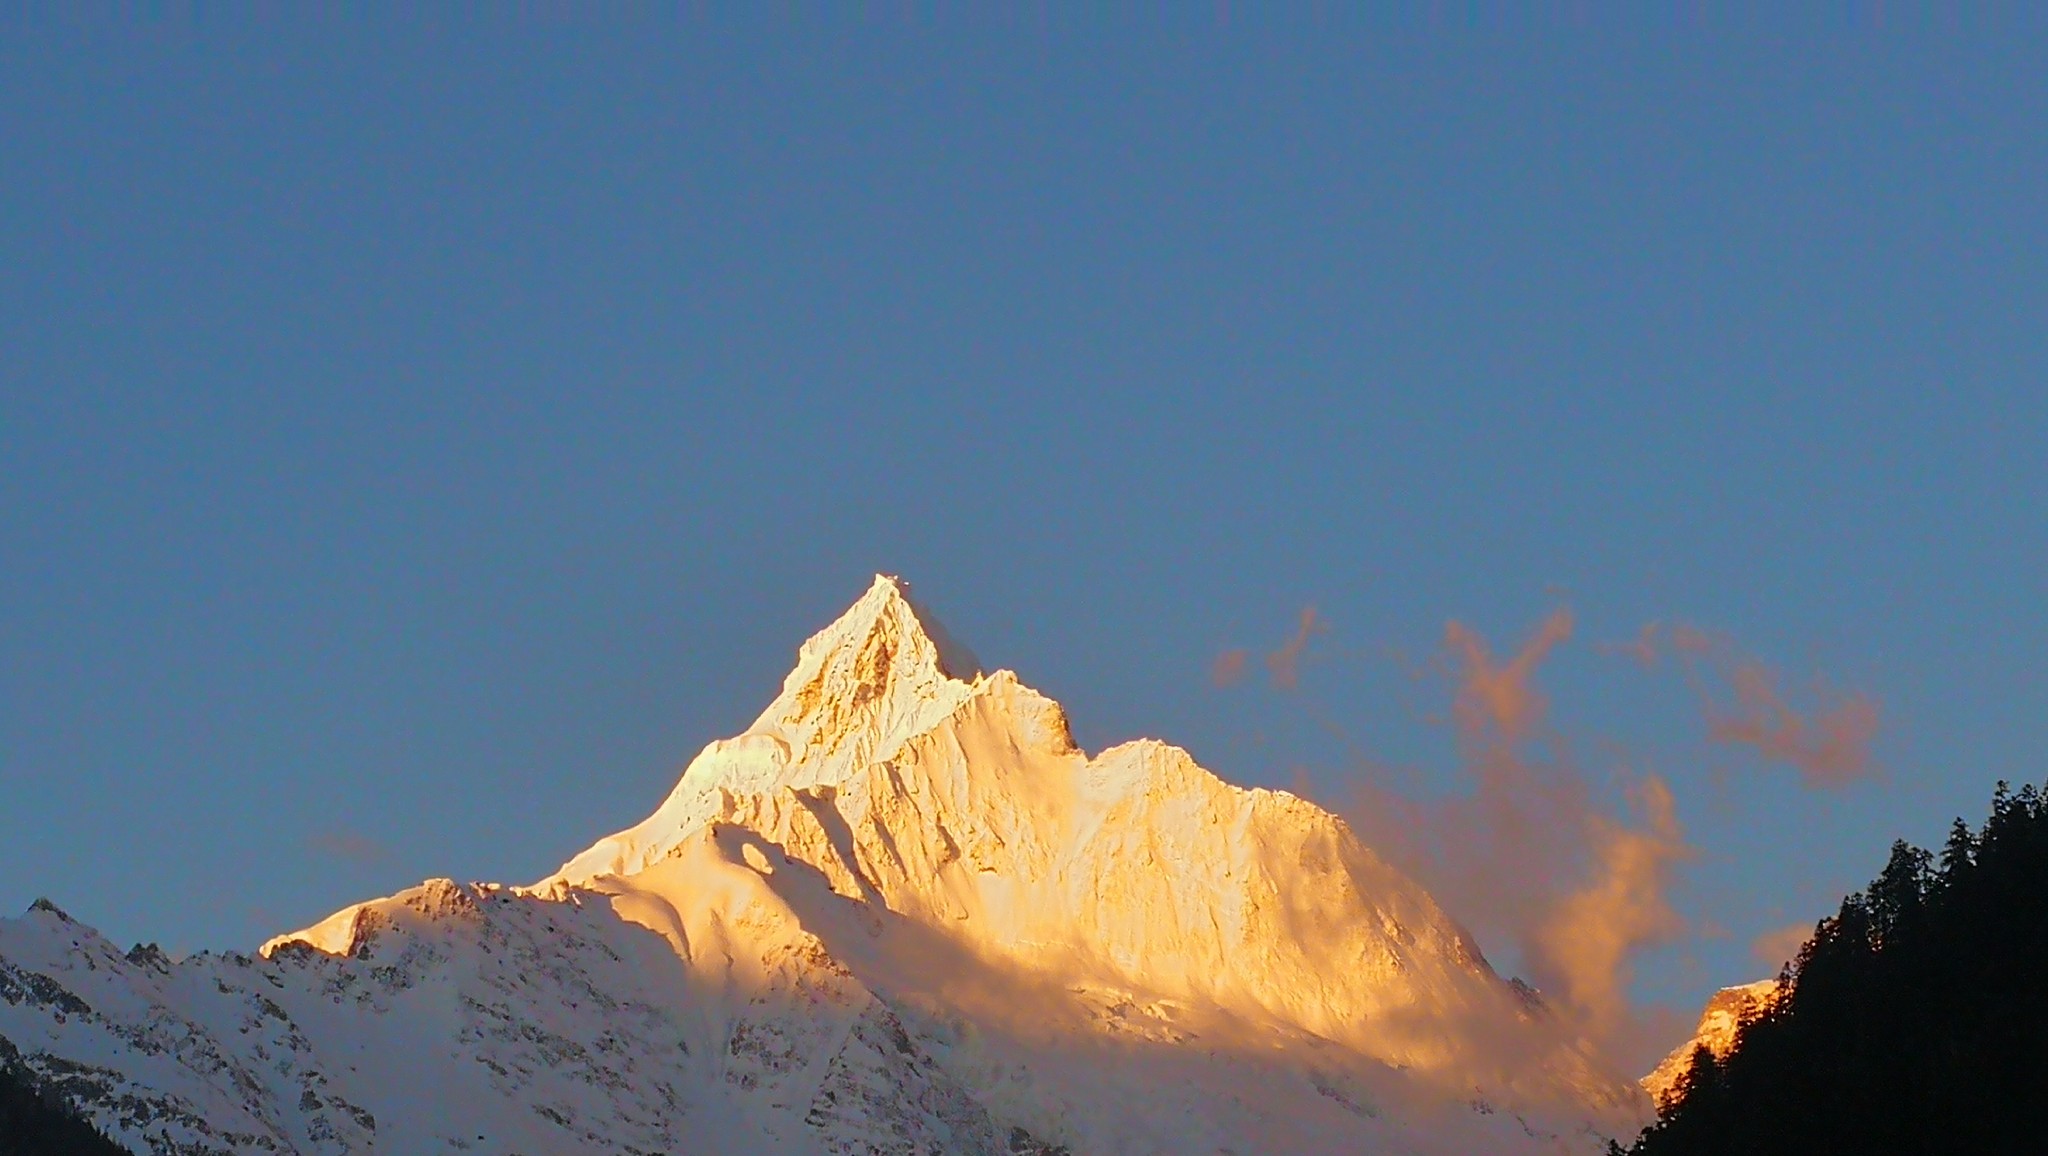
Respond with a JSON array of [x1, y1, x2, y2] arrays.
[[1640, 979, 1784, 1109], [1, 576, 1651, 1154]]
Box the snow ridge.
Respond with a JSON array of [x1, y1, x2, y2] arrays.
[[1, 576, 1651, 1155]]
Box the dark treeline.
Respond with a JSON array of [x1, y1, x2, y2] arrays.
[[1621, 779, 2048, 1154], [0, 1064, 128, 1156]]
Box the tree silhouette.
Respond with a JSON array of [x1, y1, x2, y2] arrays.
[[1620, 777, 2048, 1154], [0, 1064, 130, 1155]]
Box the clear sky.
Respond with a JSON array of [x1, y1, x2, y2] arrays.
[[3, 10, 2044, 1042]]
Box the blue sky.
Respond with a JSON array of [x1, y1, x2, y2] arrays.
[[3, 10, 2044, 1036]]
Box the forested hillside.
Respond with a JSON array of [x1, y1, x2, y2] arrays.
[[1622, 780, 2048, 1154], [0, 1062, 129, 1156]]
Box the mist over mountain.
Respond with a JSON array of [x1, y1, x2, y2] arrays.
[[0, 577, 1655, 1155]]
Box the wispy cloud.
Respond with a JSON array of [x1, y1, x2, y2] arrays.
[[1669, 625, 1880, 788], [1265, 606, 1327, 691], [1211, 648, 1249, 688], [1671, 623, 1719, 655], [307, 829, 389, 866], [1228, 597, 1879, 1077], [1596, 620, 1880, 789], [1528, 774, 1690, 1047], [1596, 621, 1662, 668], [1707, 665, 1879, 789], [1445, 608, 1572, 743], [1750, 921, 1812, 971], [1345, 608, 1691, 1071]]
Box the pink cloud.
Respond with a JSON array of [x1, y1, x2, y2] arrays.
[[308, 829, 389, 865], [1670, 623, 1721, 655], [1596, 621, 1662, 668], [1344, 609, 1692, 1070], [1750, 921, 1812, 971], [1265, 606, 1327, 691], [1444, 608, 1573, 744], [1706, 664, 1879, 789], [1263, 604, 1879, 1077], [1528, 774, 1690, 1046], [1662, 621, 1881, 789]]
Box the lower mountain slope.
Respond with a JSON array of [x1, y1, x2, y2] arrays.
[[1, 577, 1651, 1154], [0, 1049, 131, 1156]]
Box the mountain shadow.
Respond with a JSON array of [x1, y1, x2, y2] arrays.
[[1618, 778, 2048, 1155], [0, 1059, 131, 1156]]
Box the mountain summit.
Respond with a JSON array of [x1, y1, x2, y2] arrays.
[[546, 575, 990, 888], [1, 577, 1648, 1155]]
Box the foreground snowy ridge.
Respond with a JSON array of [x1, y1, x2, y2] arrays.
[[1, 576, 1650, 1154]]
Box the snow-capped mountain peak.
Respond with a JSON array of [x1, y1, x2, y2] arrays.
[[749, 573, 989, 778], [3, 577, 1652, 1155], [548, 575, 999, 887]]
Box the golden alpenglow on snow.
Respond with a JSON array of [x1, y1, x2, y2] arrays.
[[2, 578, 1653, 1154], [1640, 980, 1783, 1110]]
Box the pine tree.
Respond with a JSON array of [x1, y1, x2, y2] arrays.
[[1619, 777, 2048, 1155]]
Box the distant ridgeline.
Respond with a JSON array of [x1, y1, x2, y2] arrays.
[[0, 1059, 129, 1156], [1620, 779, 2048, 1155]]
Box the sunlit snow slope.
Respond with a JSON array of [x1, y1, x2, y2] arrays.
[[1639, 979, 1781, 1110], [0, 576, 1650, 1155]]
